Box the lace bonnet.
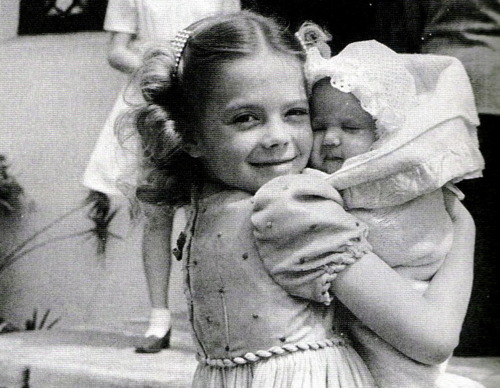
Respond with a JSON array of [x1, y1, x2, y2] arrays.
[[298, 26, 418, 139]]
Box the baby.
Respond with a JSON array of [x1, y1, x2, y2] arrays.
[[252, 37, 484, 387]]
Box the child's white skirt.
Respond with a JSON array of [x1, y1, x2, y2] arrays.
[[192, 345, 375, 388], [83, 88, 141, 197]]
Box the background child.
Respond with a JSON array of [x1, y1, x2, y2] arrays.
[[127, 10, 478, 387], [82, 0, 241, 352], [84, 0, 241, 197], [252, 35, 484, 387]]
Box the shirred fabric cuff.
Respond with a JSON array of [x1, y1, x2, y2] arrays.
[[252, 174, 372, 305]]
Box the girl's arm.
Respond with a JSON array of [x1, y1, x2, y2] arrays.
[[253, 175, 473, 365], [333, 191, 474, 364], [107, 32, 143, 74], [142, 203, 176, 310]]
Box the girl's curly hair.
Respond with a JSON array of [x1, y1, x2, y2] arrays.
[[119, 11, 305, 206]]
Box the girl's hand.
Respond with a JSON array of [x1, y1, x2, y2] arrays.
[[444, 186, 475, 227]]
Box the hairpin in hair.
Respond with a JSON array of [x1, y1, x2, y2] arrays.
[[294, 31, 308, 52], [172, 29, 192, 75], [295, 22, 332, 59]]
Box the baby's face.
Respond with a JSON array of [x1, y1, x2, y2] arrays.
[[309, 78, 377, 174]]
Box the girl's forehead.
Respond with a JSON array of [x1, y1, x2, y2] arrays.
[[222, 50, 302, 77], [213, 52, 306, 98]]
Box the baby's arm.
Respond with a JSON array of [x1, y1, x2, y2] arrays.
[[252, 175, 474, 365], [107, 32, 143, 74]]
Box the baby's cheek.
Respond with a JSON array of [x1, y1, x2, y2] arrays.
[[309, 133, 326, 170]]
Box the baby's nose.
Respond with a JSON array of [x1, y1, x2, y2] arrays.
[[323, 127, 341, 146]]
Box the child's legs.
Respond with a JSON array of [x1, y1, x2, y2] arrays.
[[142, 207, 187, 338]]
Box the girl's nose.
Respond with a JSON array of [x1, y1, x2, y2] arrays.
[[323, 126, 341, 147], [261, 120, 290, 149]]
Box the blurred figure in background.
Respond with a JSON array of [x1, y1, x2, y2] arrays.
[[82, 0, 241, 353], [422, 0, 500, 356], [241, 0, 425, 53]]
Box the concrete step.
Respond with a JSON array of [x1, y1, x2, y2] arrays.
[[0, 330, 197, 387], [1, 330, 499, 387]]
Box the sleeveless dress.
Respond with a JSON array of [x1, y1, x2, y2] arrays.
[[180, 187, 375, 388], [82, 0, 241, 196]]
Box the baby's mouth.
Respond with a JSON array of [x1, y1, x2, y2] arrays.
[[322, 148, 342, 161], [323, 155, 343, 163]]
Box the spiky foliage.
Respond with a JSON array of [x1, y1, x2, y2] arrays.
[[84, 190, 120, 255], [0, 308, 60, 335], [24, 308, 60, 330], [0, 317, 19, 334], [0, 155, 23, 215]]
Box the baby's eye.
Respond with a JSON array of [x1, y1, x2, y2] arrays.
[[342, 125, 362, 133], [312, 125, 326, 132]]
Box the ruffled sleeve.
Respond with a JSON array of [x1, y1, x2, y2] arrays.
[[251, 172, 372, 305]]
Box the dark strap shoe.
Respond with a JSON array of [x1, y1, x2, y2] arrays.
[[135, 330, 171, 354]]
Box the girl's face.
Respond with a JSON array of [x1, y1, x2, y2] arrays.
[[309, 78, 377, 174], [188, 52, 312, 193]]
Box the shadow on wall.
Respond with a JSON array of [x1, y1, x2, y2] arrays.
[[0, 31, 151, 335]]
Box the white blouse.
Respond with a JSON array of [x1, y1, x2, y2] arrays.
[[104, 0, 241, 42]]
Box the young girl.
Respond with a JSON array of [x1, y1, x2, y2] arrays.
[[82, 0, 241, 352], [127, 11, 477, 387], [251, 33, 484, 387]]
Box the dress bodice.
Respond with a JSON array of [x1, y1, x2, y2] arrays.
[[182, 189, 339, 363]]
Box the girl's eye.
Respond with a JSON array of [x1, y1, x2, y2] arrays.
[[286, 108, 309, 117], [234, 114, 255, 123], [232, 113, 259, 126], [286, 108, 310, 123]]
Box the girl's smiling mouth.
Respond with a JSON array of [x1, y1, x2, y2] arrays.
[[249, 156, 298, 167]]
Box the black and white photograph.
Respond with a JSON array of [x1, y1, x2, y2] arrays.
[[0, 1, 499, 386]]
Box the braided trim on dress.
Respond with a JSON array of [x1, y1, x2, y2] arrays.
[[197, 337, 347, 368]]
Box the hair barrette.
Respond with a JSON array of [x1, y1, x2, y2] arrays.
[[172, 29, 192, 75], [295, 22, 332, 59]]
